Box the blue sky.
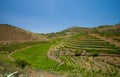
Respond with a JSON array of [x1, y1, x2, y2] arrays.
[[0, 0, 120, 33]]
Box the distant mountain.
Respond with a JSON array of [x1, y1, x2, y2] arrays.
[[0, 24, 47, 44], [46, 26, 88, 38], [46, 23, 120, 43]]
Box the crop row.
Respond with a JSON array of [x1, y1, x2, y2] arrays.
[[51, 34, 120, 76], [56, 55, 120, 77]]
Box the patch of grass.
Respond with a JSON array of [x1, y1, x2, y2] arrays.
[[0, 42, 47, 52], [13, 42, 58, 71], [0, 53, 11, 63]]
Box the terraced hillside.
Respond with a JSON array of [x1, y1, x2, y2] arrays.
[[63, 35, 120, 54], [48, 33, 120, 77], [0, 24, 47, 44]]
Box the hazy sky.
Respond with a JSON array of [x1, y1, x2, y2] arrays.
[[0, 0, 120, 33]]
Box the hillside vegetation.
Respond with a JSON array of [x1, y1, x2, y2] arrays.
[[91, 24, 120, 42], [0, 23, 120, 77], [0, 24, 47, 44], [47, 31, 120, 77]]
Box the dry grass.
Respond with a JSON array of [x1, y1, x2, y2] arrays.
[[0, 24, 47, 44]]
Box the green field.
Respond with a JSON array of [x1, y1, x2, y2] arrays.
[[12, 42, 58, 71]]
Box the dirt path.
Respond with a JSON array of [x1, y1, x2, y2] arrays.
[[89, 33, 120, 47], [8, 46, 32, 61], [29, 70, 61, 77]]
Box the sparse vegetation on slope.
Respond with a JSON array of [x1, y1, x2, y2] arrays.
[[0, 24, 47, 44], [91, 24, 120, 43], [47, 31, 120, 77], [0, 23, 120, 77]]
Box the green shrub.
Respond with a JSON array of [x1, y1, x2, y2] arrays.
[[93, 52, 99, 57], [15, 60, 29, 69]]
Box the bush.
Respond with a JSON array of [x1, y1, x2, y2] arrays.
[[93, 52, 99, 57], [16, 60, 29, 69]]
